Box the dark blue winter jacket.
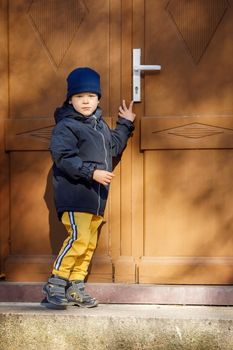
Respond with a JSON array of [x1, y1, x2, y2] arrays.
[[50, 103, 134, 219]]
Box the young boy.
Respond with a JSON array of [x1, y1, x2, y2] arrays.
[[43, 67, 135, 307]]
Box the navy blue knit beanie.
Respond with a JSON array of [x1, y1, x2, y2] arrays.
[[66, 67, 101, 99]]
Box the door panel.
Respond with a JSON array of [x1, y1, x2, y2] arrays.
[[138, 0, 233, 283], [144, 0, 232, 116], [141, 116, 233, 149], [9, 0, 110, 117], [1, 0, 123, 281]]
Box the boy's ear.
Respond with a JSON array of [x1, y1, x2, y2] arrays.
[[68, 99, 72, 104]]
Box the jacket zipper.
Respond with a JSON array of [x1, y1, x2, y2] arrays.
[[93, 116, 109, 215], [97, 184, 101, 216]]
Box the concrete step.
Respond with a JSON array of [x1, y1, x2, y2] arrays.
[[0, 303, 233, 350]]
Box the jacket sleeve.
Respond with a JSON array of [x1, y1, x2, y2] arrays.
[[49, 121, 95, 182], [110, 117, 135, 157]]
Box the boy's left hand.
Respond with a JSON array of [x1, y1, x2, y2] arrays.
[[118, 100, 136, 122]]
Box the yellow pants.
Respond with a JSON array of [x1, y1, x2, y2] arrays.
[[52, 212, 103, 281]]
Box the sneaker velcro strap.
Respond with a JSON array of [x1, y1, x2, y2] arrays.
[[67, 282, 95, 302], [48, 277, 67, 287]]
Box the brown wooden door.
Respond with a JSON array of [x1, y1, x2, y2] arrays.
[[1, 0, 233, 285], [133, 0, 233, 284], [0, 0, 127, 281]]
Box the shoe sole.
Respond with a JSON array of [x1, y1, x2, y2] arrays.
[[40, 298, 67, 310], [72, 300, 99, 308]]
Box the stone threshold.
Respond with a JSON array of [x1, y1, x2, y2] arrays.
[[1, 282, 233, 305], [0, 303, 233, 350]]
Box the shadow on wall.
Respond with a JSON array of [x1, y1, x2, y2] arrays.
[[44, 167, 67, 255]]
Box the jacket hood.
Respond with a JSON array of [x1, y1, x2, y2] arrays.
[[54, 102, 102, 124]]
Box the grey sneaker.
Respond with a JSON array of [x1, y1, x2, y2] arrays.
[[66, 280, 98, 308], [42, 275, 69, 306]]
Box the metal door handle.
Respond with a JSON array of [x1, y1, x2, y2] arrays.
[[133, 48, 161, 102]]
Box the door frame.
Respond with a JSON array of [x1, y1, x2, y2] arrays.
[[0, 0, 10, 277]]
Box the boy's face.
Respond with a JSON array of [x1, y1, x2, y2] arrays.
[[70, 93, 99, 117]]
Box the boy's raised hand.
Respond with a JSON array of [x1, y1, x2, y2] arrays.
[[93, 169, 115, 186], [118, 100, 136, 122]]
